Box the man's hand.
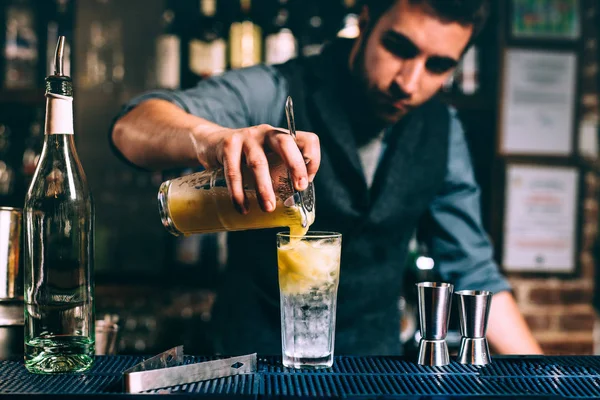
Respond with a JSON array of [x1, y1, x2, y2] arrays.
[[193, 124, 321, 214], [112, 99, 320, 213]]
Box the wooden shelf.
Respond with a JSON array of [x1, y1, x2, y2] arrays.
[[0, 89, 44, 105]]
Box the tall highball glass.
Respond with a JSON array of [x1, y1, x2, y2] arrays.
[[276, 231, 342, 369]]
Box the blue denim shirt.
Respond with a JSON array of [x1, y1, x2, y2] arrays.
[[116, 64, 511, 295]]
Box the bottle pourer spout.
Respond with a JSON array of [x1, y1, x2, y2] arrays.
[[54, 36, 66, 76]]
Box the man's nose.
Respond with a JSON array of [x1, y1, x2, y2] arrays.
[[396, 59, 425, 96]]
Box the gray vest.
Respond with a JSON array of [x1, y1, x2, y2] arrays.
[[211, 41, 450, 356]]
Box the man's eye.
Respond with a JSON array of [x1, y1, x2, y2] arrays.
[[425, 59, 455, 75], [381, 37, 418, 59]]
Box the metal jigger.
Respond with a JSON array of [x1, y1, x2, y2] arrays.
[[455, 290, 493, 366], [416, 282, 454, 366]]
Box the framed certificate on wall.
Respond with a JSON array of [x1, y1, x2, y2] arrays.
[[502, 163, 579, 274], [499, 48, 578, 156], [510, 0, 581, 41]]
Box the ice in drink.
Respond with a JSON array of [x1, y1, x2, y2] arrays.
[[277, 232, 341, 369]]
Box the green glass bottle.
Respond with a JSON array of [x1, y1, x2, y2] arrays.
[[24, 37, 95, 373]]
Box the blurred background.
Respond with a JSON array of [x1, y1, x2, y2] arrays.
[[0, 0, 598, 357]]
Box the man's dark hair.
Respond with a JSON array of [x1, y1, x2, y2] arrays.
[[361, 0, 490, 41]]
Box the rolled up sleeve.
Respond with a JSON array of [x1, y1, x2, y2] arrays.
[[112, 64, 288, 130], [109, 65, 288, 167], [420, 109, 512, 295]]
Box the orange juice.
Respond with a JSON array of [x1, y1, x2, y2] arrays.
[[158, 159, 314, 236]]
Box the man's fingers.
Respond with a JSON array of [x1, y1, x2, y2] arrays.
[[221, 134, 247, 214], [294, 131, 321, 182], [244, 142, 276, 212], [217, 125, 321, 215], [267, 132, 309, 191]]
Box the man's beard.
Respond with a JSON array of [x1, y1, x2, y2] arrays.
[[346, 37, 389, 139], [349, 36, 377, 118], [349, 36, 410, 128]]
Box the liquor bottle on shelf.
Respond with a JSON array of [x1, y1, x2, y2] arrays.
[[189, 0, 227, 79], [265, 0, 297, 65], [173, 230, 222, 286], [171, 166, 227, 287], [298, 2, 327, 58], [24, 37, 95, 374], [229, 0, 262, 69], [0, 124, 15, 197], [3, 0, 39, 89], [458, 45, 479, 95], [441, 72, 456, 93], [337, 0, 360, 39], [22, 108, 44, 187], [47, 0, 73, 77], [0, 123, 11, 156], [0, 161, 15, 198], [172, 168, 203, 269], [156, 6, 181, 89]]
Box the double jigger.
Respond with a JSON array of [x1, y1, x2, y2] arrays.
[[416, 282, 493, 367]]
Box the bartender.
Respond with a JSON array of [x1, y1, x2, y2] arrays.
[[111, 0, 542, 355]]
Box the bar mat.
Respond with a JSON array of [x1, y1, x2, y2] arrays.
[[0, 355, 599, 398]]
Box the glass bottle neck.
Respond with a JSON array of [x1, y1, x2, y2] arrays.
[[44, 93, 74, 136], [42, 132, 77, 154], [201, 0, 216, 17], [241, 0, 251, 14], [343, 0, 356, 9]]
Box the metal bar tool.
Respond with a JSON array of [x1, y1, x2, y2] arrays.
[[123, 346, 257, 393], [456, 290, 493, 366], [282, 96, 314, 224], [416, 282, 454, 366]]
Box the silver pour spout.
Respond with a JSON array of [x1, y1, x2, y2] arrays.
[[45, 36, 73, 96], [54, 36, 66, 76]]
